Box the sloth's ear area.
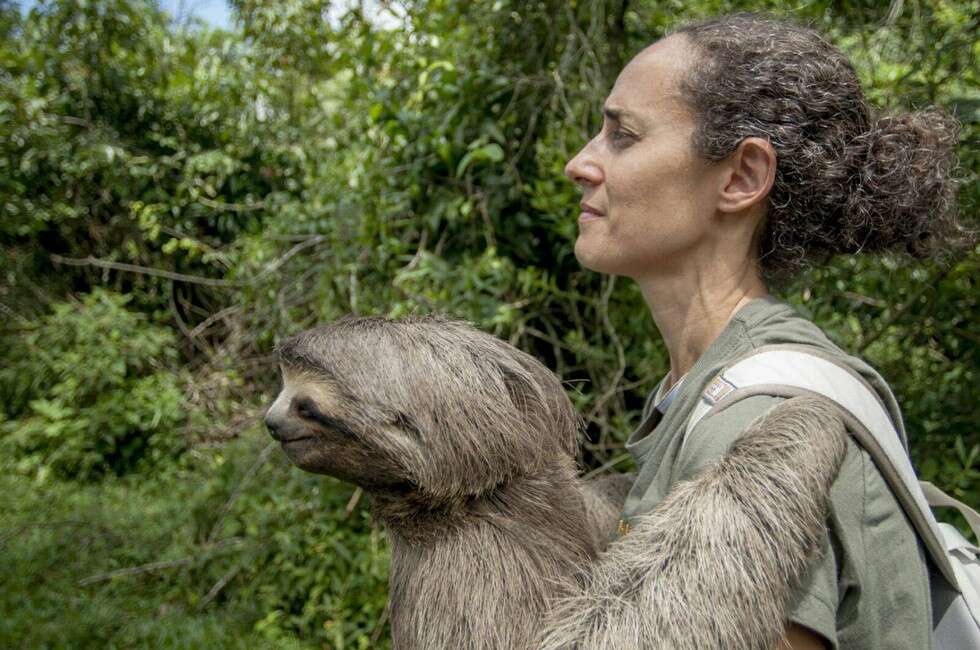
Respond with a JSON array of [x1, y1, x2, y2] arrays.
[[486, 337, 582, 459], [388, 409, 425, 440]]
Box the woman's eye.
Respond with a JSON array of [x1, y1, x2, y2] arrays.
[[611, 128, 634, 145]]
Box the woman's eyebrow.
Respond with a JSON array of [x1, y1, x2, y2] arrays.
[[603, 106, 644, 127]]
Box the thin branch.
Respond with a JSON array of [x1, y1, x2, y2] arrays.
[[78, 538, 245, 586], [50, 254, 242, 288], [345, 487, 364, 517], [0, 301, 31, 325], [885, 0, 905, 25], [585, 276, 627, 440], [843, 291, 887, 308], [79, 558, 196, 586], [188, 305, 242, 339], [51, 232, 326, 291], [197, 196, 267, 212], [370, 601, 391, 644], [265, 233, 330, 242], [523, 324, 575, 354], [857, 266, 952, 354], [254, 235, 326, 278], [57, 115, 95, 129], [403, 228, 429, 272], [0, 519, 118, 547], [207, 440, 277, 543], [199, 565, 242, 609], [170, 283, 215, 356]]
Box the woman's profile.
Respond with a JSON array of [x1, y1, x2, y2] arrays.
[[559, 11, 963, 650]]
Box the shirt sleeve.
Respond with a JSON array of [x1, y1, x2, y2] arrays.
[[673, 394, 841, 648]]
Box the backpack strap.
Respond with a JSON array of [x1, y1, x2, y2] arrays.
[[682, 344, 961, 593], [921, 482, 980, 637], [922, 481, 980, 544]]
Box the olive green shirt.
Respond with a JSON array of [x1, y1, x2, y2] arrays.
[[621, 296, 931, 649]]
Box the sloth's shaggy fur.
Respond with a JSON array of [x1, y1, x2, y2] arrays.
[[265, 315, 848, 649], [377, 463, 601, 650], [536, 396, 848, 650]]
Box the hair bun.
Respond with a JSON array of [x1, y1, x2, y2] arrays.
[[842, 106, 962, 257], [674, 14, 971, 283]]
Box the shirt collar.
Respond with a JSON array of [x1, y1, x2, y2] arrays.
[[654, 374, 686, 414]]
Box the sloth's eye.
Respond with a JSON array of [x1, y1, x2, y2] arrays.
[[292, 397, 356, 437], [295, 398, 317, 420]]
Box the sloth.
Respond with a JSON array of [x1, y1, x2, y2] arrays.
[[264, 314, 847, 650]]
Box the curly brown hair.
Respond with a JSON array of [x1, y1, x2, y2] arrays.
[[670, 13, 966, 284]]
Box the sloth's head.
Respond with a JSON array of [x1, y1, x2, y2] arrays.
[[264, 314, 582, 500]]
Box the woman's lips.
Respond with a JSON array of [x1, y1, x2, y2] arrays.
[[579, 209, 605, 222], [579, 202, 605, 222]]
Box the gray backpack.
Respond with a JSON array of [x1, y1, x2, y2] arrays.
[[682, 344, 980, 649]]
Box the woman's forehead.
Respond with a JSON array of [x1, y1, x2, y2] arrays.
[[607, 36, 692, 123]]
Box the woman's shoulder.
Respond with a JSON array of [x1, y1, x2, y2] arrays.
[[734, 296, 839, 352], [731, 296, 911, 447], [667, 298, 930, 645]]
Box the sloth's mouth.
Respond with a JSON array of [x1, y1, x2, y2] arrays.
[[280, 436, 314, 445]]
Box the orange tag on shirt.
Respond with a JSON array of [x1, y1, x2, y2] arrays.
[[703, 374, 736, 404]]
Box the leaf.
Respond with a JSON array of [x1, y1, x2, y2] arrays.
[[455, 143, 505, 177]]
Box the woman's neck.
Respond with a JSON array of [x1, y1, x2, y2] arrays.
[[636, 263, 770, 385]]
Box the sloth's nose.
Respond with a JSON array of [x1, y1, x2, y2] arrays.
[[264, 413, 283, 441]]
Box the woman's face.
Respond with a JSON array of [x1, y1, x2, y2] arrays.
[[564, 36, 723, 281]]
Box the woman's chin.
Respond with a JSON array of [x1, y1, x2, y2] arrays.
[[574, 238, 604, 271], [574, 239, 626, 276]]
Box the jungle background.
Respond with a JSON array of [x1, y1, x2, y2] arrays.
[[1, 0, 977, 647]]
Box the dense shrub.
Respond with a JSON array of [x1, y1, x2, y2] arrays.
[[0, 434, 389, 648], [193, 442, 391, 647], [0, 0, 975, 647], [0, 289, 186, 480]]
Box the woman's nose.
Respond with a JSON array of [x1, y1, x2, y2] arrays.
[[564, 144, 603, 188]]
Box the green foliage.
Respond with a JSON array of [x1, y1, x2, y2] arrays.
[[787, 251, 980, 510], [234, 469, 386, 646], [0, 434, 388, 649], [1, 289, 186, 480], [0, 0, 976, 646]]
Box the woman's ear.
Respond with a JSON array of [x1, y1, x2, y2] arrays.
[[717, 136, 777, 214]]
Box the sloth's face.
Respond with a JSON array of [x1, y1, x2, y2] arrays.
[[264, 368, 415, 492]]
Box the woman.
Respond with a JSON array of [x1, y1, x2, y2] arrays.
[[562, 13, 962, 650]]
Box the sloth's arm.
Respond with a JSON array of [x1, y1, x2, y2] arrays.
[[537, 396, 847, 650], [579, 472, 636, 552]]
